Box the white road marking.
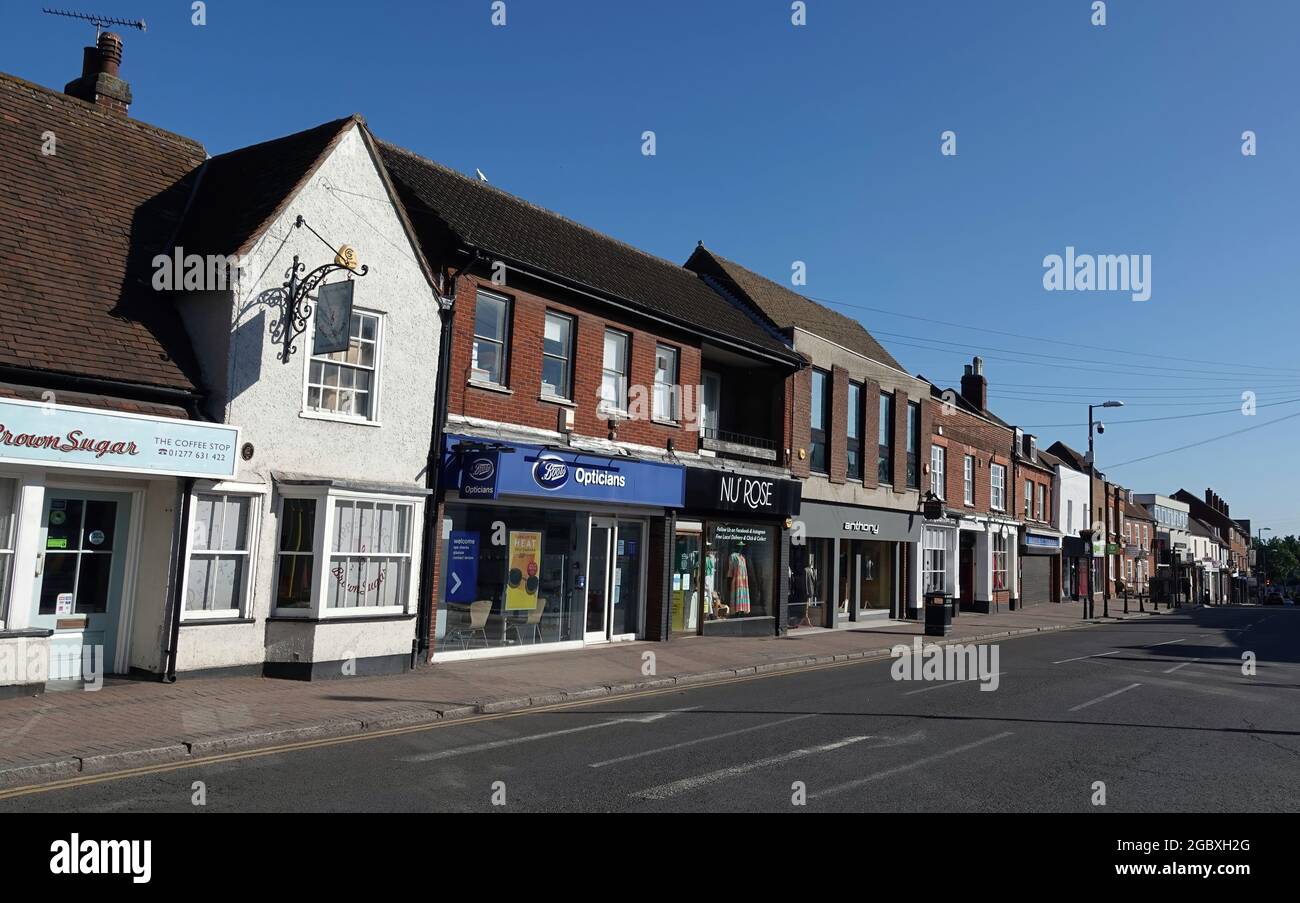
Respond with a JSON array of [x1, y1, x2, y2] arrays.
[[399, 707, 700, 763], [1068, 683, 1142, 712], [1053, 651, 1120, 665], [1163, 660, 1196, 674], [588, 713, 818, 769], [903, 673, 1007, 696], [630, 735, 871, 801], [810, 731, 1015, 800], [1146, 638, 1186, 648]]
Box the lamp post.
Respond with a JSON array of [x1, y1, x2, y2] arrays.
[[1257, 527, 1272, 601], [1087, 401, 1124, 619]]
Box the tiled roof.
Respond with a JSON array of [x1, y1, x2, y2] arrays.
[[376, 141, 799, 363], [174, 116, 355, 258], [684, 245, 907, 373], [0, 73, 207, 391]]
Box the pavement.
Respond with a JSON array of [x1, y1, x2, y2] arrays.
[[0, 599, 1175, 794]]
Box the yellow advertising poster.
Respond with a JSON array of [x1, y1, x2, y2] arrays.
[[505, 531, 543, 611]]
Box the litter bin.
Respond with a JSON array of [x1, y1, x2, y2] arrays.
[[924, 591, 951, 637]]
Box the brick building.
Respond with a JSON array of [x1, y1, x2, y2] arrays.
[[925, 359, 1022, 613], [684, 246, 931, 626], [378, 145, 806, 659]]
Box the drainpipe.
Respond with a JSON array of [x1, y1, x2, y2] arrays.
[[161, 477, 196, 681], [415, 249, 482, 664]]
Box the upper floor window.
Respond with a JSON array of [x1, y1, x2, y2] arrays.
[[1037, 484, 1046, 522], [810, 369, 830, 475], [653, 344, 680, 422], [878, 392, 895, 484], [906, 401, 921, 489], [963, 455, 974, 505], [471, 290, 511, 386], [600, 329, 630, 414], [990, 463, 1006, 511], [308, 310, 381, 421], [1024, 480, 1033, 517], [541, 311, 574, 400], [846, 380, 863, 481], [930, 445, 945, 499]]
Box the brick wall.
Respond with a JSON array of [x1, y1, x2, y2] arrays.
[[931, 405, 1015, 516], [448, 273, 703, 451], [829, 365, 848, 484]]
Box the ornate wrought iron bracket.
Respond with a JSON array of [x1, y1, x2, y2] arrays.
[[275, 216, 368, 363]]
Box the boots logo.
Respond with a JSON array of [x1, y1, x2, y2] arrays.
[[468, 458, 496, 482], [532, 454, 570, 491]]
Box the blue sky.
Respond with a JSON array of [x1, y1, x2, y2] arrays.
[[7, 0, 1298, 533]]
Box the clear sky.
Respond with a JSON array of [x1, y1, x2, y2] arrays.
[[7, 0, 1298, 534]]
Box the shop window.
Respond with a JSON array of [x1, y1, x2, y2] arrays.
[[922, 526, 950, 594], [992, 532, 1009, 590], [600, 329, 630, 414], [810, 369, 830, 474], [275, 498, 317, 610], [846, 381, 863, 481], [541, 311, 574, 400], [307, 310, 381, 421], [436, 503, 586, 652], [0, 479, 15, 626], [185, 493, 256, 618], [471, 290, 511, 386], [855, 540, 895, 611], [653, 344, 680, 421], [706, 523, 774, 620], [328, 500, 413, 609]]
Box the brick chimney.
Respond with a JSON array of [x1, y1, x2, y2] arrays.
[[64, 32, 132, 113], [960, 356, 988, 413]]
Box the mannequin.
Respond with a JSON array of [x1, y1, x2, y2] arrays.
[[728, 541, 752, 615]]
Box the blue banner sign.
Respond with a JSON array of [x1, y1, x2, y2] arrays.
[[447, 531, 480, 603], [0, 398, 240, 479], [446, 435, 684, 508]]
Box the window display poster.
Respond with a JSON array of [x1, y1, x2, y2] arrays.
[[447, 531, 480, 603], [505, 531, 543, 611]]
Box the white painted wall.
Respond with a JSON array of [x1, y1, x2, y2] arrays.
[[173, 123, 439, 673], [1054, 465, 1089, 537]]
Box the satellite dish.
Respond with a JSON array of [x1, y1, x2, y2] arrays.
[[475, 168, 489, 183]]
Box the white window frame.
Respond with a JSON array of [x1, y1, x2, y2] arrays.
[[653, 344, 680, 422], [990, 464, 1006, 512], [992, 532, 1008, 591], [272, 487, 422, 619], [1024, 480, 1032, 517], [599, 328, 631, 416], [1037, 484, 1046, 522], [541, 310, 575, 401], [470, 289, 511, 388], [922, 526, 951, 594], [963, 455, 974, 506], [930, 445, 945, 499], [0, 476, 20, 629], [180, 485, 266, 621], [302, 307, 384, 425]]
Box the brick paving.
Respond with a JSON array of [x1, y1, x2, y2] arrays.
[[0, 601, 1172, 788]]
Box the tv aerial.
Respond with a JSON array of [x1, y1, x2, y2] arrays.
[[42, 8, 147, 38]]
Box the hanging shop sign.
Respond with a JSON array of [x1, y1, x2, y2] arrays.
[[0, 398, 239, 479], [683, 467, 801, 517], [446, 435, 683, 507]]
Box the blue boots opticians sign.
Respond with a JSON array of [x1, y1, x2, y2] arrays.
[[447, 436, 683, 507]]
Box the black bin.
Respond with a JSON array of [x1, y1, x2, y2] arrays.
[[924, 591, 951, 637]]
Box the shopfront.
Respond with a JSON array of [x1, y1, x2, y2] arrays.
[[1061, 535, 1089, 601], [792, 502, 921, 626], [435, 436, 683, 660], [1020, 529, 1062, 607], [0, 397, 240, 694], [675, 467, 801, 637]]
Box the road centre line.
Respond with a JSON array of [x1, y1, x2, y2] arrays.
[[810, 731, 1015, 800], [588, 713, 818, 769], [1053, 651, 1120, 665], [1068, 683, 1142, 712]]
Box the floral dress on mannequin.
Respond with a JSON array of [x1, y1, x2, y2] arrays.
[[728, 549, 752, 614]]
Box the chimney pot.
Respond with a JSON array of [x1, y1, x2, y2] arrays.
[[64, 31, 132, 113], [97, 32, 123, 77]]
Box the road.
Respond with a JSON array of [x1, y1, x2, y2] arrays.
[[3, 605, 1297, 812]]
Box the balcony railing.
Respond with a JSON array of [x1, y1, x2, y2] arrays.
[[700, 427, 778, 462]]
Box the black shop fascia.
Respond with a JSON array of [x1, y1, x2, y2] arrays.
[[669, 467, 802, 639]]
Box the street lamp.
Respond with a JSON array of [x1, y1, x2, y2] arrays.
[[1087, 401, 1124, 619], [1257, 527, 1272, 601]]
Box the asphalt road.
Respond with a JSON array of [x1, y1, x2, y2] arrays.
[[4, 605, 1297, 813]]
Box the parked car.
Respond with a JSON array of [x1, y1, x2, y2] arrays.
[[1263, 589, 1285, 605]]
